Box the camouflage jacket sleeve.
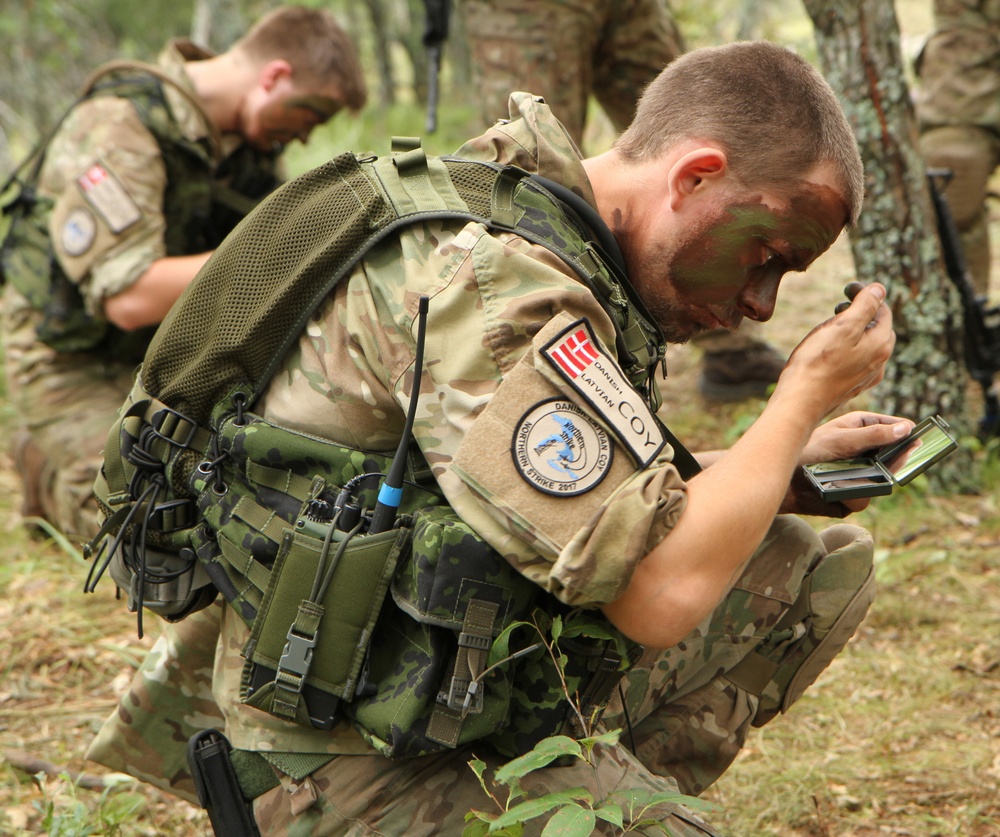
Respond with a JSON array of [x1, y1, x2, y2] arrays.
[[260, 216, 688, 609], [40, 96, 168, 317]]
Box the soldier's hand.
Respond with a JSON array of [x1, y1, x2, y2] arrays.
[[799, 410, 913, 465], [775, 282, 895, 422]]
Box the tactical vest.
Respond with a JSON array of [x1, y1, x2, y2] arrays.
[[87, 141, 682, 759], [0, 63, 279, 357]]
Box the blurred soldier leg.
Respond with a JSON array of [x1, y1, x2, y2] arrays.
[[587, 0, 685, 132], [456, 0, 683, 145], [920, 126, 1000, 297], [6, 360, 134, 540], [692, 320, 786, 403], [916, 1, 1000, 296], [604, 518, 875, 795]]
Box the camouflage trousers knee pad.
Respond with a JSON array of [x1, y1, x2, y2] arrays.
[[725, 522, 876, 728]]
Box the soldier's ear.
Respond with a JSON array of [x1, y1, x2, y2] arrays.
[[258, 59, 294, 92], [666, 147, 728, 210]]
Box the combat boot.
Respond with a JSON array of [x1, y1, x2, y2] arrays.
[[698, 341, 785, 403]]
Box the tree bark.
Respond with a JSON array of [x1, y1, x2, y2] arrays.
[[804, 0, 971, 449]]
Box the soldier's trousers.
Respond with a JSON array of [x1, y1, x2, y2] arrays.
[[89, 515, 875, 834]]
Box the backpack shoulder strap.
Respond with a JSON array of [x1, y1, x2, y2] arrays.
[[81, 59, 222, 162]]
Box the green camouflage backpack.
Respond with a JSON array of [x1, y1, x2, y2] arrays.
[[86, 139, 677, 758]]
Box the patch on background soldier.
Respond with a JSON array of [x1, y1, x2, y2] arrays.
[[59, 207, 97, 256], [75, 162, 142, 233]]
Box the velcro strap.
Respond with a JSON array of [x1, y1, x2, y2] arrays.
[[229, 749, 280, 800], [723, 651, 781, 697], [426, 598, 498, 748]]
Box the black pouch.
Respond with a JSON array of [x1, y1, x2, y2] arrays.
[[187, 728, 261, 837]]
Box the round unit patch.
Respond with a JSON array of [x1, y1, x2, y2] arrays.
[[61, 207, 97, 256], [512, 399, 613, 496]]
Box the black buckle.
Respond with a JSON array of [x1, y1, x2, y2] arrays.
[[150, 406, 199, 448]]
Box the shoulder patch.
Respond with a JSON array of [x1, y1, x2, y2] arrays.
[[541, 318, 665, 467], [76, 164, 142, 234], [60, 206, 97, 256], [512, 398, 613, 496]]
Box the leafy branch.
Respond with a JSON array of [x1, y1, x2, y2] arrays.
[[462, 611, 715, 836]]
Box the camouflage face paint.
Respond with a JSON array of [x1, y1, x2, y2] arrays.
[[285, 94, 342, 121], [625, 175, 846, 344], [250, 94, 341, 150]]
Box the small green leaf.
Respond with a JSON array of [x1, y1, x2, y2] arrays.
[[462, 812, 494, 837], [541, 804, 596, 837], [468, 758, 487, 781], [593, 802, 625, 829], [641, 790, 717, 813], [551, 614, 563, 642], [494, 737, 583, 785], [488, 620, 535, 667], [490, 791, 592, 831], [580, 728, 621, 749]]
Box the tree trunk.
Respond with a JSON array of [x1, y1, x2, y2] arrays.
[[191, 0, 250, 51], [804, 0, 973, 462]]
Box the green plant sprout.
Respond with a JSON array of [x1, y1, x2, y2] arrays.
[[461, 612, 716, 836]]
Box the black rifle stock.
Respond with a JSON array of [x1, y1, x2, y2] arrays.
[[926, 168, 1000, 436]]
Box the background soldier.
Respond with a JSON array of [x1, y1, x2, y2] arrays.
[[0, 3, 366, 807], [1, 4, 367, 541], [454, 0, 787, 402], [917, 0, 1000, 298]]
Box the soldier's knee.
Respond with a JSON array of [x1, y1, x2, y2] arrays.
[[920, 125, 998, 227], [726, 523, 875, 728]]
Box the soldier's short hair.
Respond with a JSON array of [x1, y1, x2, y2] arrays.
[[615, 41, 864, 225], [233, 5, 367, 112]]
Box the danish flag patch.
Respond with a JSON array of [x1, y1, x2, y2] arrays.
[[541, 318, 665, 468]]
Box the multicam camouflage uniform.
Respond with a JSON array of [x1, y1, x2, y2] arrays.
[[917, 0, 1000, 295], [95, 94, 873, 835], [1, 39, 279, 540]]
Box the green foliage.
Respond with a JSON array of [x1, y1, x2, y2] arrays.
[[464, 612, 715, 836], [33, 773, 146, 837]]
